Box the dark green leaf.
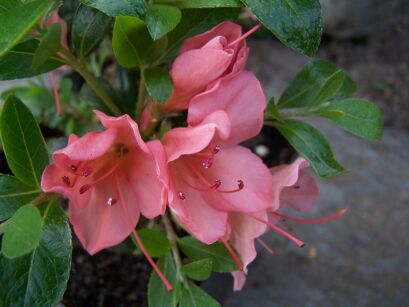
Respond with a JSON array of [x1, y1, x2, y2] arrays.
[[265, 97, 282, 121], [312, 69, 345, 105], [156, 0, 242, 8], [71, 5, 111, 57], [59, 0, 81, 24], [32, 24, 62, 68], [0, 0, 53, 56], [144, 67, 174, 103], [81, 0, 146, 17], [179, 281, 221, 307], [0, 175, 41, 221], [112, 16, 168, 68], [181, 258, 213, 281], [1, 204, 42, 259], [275, 119, 345, 178], [241, 0, 322, 56], [147, 253, 178, 307], [0, 40, 63, 80], [178, 236, 236, 272], [0, 201, 72, 306], [145, 4, 182, 40], [315, 99, 383, 140], [137, 228, 171, 258], [278, 59, 357, 109], [0, 95, 49, 187]]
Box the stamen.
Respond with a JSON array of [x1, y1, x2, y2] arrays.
[[256, 238, 279, 256], [218, 180, 244, 193], [178, 192, 186, 200], [106, 197, 117, 206], [221, 238, 243, 271], [70, 165, 78, 172], [114, 173, 173, 291], [80, 167, 93, 177], [183, 179, 222, 192], [50, 71, 61, 116], [62, 176, 71, 186], [248, 214, 305, 248], [212, 144, 221, 154], [226, 23, 263, 48], [270, 208, 347, 224], [79, 184, 91, 194], [202, 158, 213, 169]]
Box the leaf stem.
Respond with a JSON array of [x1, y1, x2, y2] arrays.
[[162, 213, 186, 285], [58, 49, 121, 116]]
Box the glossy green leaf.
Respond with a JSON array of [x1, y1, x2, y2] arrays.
[[0, 40, 63, 80], [178, 236, 236, 272], [146, 4, 182, 40], [265, 97, 283, 121], [137, 228, 171, 258], [112, 16, 168, 68], [275, 119, 345, 178], [0, 175, 41, 221], [241, 0, 322, 56], [312, 69, 345, 105], [147, 253, 178, 307], [0, 95, 49, 187], [71, 4, 111, 57], [0, 0, 53, 56], [180, 281, 221, 307], [2, 204, 42, 259], [156, 0, 241, 8], [315, 99, 383, 140], [278, 59, 357, 109], [81, 0, 146, 17], [32, 23, 62, 68], [181, 258, 213, 281], [0, 201, 72, 306], [144, 67, 174, 103]]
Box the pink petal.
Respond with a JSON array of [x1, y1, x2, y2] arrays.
[[232, 271, 247, 291], [188, 71, 266, 146], [201, 146, 273, 213], [162, 111, 231, 162], [69, 174, 140, 255]]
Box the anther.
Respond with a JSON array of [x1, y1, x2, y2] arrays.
[[80, 167, 92, 177], [202, 158, 213, 169], [70, 165, 78, 172], [178, 192, 186, 200], [212, 180, 222, 189], [62, 176, 71, 186], [237, 180, 244, 190], [79, 184, 92, 194], [213, 144, 221, 154], [107, 197, 118, 206]]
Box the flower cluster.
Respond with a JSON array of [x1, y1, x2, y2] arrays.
[[41, 22, 340, 290]]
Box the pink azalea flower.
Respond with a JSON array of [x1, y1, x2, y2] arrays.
[[41, 111, 168, 254], [159, 21, 261, 113]]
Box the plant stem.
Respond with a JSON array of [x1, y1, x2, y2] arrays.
[[162, 213, 186, 285], [58, 49, 121, 116], [135, 68, 146, 122]]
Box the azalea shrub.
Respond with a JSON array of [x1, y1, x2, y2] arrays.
[[0, 0, 383, 306]]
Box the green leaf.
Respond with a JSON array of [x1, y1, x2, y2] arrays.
[[156, 0, 242, 8], [137, 228, 171, 258], [32, 24, 62, 68], [0, 40, 63, 80], [0, 0, 53, 56], [144, 67, 174, 103], [146, 4, 182, 40], [241, 0, 322, 56], [112, 16, 168, 68], [278, 59, 357, 109], [80, 0, 146, 17], [71, 4, 111, 57], [0, 95, 49, 187], [180, 281, 221, 307], [265, 97, 282, 121], [0, 201, 72, 306], [315, 99, 383, 140], [181, 258, 213, 281], [0, 175, 41, 221], [147, 253, 178, 307], [178, 236, 236, 272], [275, 119, 346, 178], [1, 204, 42, 259]]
